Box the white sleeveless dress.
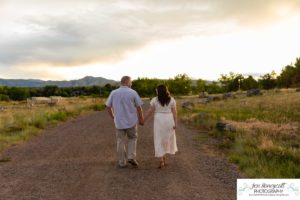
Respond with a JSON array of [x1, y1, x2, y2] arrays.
[[150, 97, 178, 157]]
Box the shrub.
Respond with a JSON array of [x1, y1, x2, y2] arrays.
[[0, 94, 10, 101]]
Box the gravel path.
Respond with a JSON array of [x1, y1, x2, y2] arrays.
[[0, 104, 240, 200]]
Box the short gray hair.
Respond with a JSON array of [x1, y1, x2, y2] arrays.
[[121, 76, 131, 84]]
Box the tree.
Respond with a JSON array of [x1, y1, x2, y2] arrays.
[[101, 84, 117, 97], [196, 79, 206, 92], [292, 57, 300, 87], [219, 72, 244, 92], [242, 76, 258, 90], [0, 86, 8, 101], [277, 57, 300, 88], [43, 85, 60, 97], [166, 74, 192, 95], [0, 86, 8, 96], [0, 94, 10, 101], [277, 65, 295, 88], [258, 71, 277, 89], [206, 81, 224, 94], [8, 87, 30, 101], [132, 78, 163, 97]]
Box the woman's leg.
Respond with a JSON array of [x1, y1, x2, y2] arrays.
[[158, 156, 165, 168]]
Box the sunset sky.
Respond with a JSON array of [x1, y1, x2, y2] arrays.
[[1, 0, 300, 81]]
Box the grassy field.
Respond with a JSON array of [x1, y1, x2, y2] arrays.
[[178, 89, 300, 178], [0, 97, 105, 158]]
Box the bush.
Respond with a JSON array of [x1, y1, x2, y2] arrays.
[[0, 94, 10, 101]]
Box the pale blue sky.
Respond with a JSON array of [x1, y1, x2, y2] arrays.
[[1, 0, 300, 81]]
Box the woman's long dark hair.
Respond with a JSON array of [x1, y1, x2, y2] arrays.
[[157, 84, 171, 106]]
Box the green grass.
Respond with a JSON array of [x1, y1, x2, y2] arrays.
[[88, 104, 106, 111], [0, 97, 106, 153], [179, 90, 300, 178]]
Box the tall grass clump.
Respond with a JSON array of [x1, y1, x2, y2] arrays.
[[179, 90, 300, 178]]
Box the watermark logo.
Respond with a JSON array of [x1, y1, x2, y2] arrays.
[[237, 179, 300, 200]]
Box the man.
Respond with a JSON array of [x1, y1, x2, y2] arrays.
[[105, 76, 144, 168]]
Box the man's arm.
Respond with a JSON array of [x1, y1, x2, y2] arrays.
[[136, 106, 144, 126], [106, 106, 114, 120]]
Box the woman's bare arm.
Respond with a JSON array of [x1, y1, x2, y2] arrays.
[[171, 105, 177, 129]]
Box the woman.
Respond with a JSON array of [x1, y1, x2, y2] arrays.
[[145, 85, 178, 168]]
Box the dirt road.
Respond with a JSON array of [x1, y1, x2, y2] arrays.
[[0, 104, 240, 200]]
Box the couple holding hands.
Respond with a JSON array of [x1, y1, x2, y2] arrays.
[[105, 76, 178, 169]]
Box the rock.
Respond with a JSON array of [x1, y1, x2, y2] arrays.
[[223, 92, 236, 99], [48, 101, 57, 107], [296, 88, 300, 92], [225, 123, 236, 132], [198, 92, 208, 98], [198, 96, 221, 104], [181, 101, 194, 110], [207, 96, 215, 102], [213, 96, 222, 101], [246, 89, 261, 96], [207, 96, 221, 102], [274, 88, 281, 93], [198, 98, 209, 104], [216, 122, 227, 131], [216, 121, 236, 132]]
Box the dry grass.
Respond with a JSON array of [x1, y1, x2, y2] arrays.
[[179, 89, 300, 178], [0, 97, 105, 154]]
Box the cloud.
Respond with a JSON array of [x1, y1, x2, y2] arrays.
[[1, 0, 300, 68], [0, 8, 148, 66]]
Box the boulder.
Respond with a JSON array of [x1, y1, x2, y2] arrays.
[[216, 121, 236, 132], [212, 96, 222, 101], [223, 92, 236, 99], [274, 88, 281, 93], [181, 101, 194, 110], [198, 92, 208, 98], [207, 96, 214, 102], [198, 98, 209, 104], [246, 89, 261, 96]]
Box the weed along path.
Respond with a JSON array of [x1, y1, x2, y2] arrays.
[[0, 104, 240, 200]]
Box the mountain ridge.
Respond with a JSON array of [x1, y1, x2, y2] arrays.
[[0, 76, 118, 87]]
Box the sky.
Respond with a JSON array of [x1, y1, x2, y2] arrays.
[[1, 0, 300, 81]]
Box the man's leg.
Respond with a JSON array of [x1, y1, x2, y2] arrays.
[[127, 125, 138, 166], [116, 129, 127, 167]]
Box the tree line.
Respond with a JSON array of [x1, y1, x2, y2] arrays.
[[219, 57, 300, 91], [0, 57, 299, 101], [132, 57, 300, 96], [0, 84, 117, 101]]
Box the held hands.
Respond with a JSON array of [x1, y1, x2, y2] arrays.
[[173, 124, 177, 130], [139, 118, 145, 126]]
